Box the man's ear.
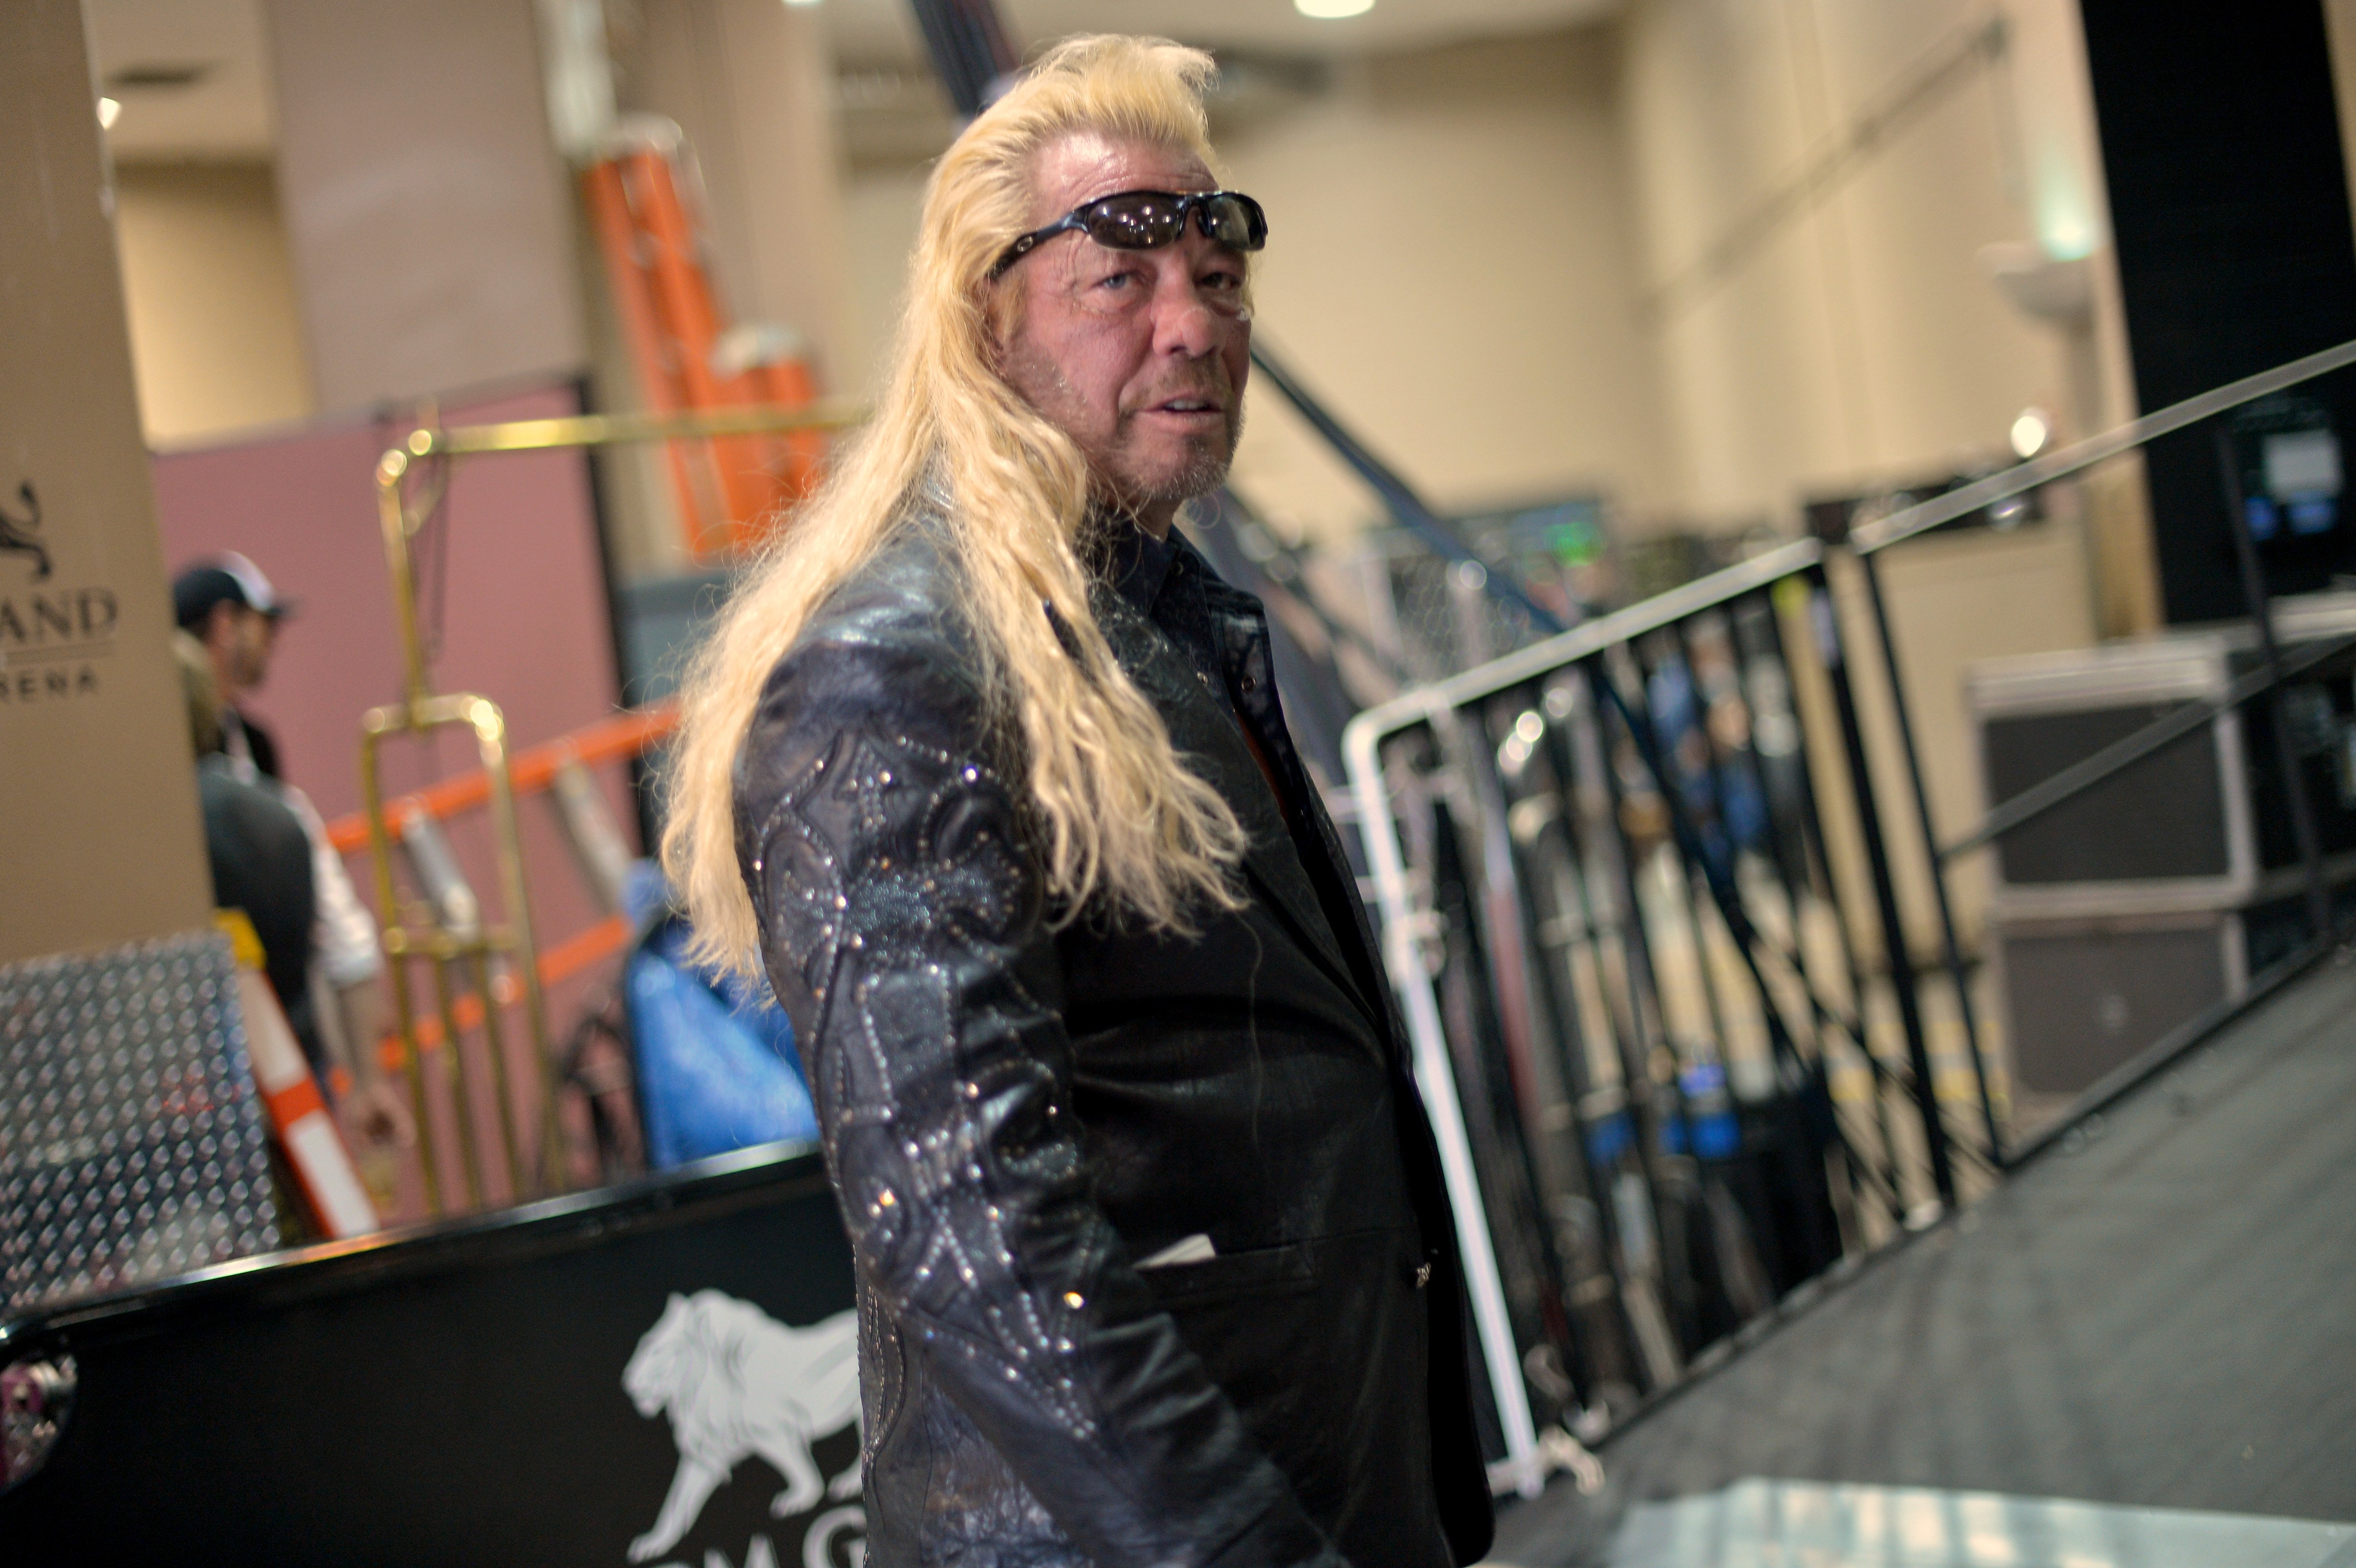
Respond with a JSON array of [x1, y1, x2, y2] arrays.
[[203, 599, 239, 651], [982, 275, 1024, 369]]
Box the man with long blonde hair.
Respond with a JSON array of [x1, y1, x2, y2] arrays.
[[664, 35, 1490, 1567]]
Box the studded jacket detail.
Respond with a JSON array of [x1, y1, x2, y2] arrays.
[[734, 522, 1493, 1568]]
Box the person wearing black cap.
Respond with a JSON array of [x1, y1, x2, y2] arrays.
[[170, 552, 411, 1159], [170, 626, 320, 1055], [172, 550, 294, 781]]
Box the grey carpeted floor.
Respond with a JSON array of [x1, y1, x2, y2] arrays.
[[1491, 947, 2356, 1567]]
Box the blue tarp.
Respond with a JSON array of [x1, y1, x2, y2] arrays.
[[622, 865, 818, 1168]]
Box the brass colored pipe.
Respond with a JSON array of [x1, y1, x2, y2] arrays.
[[357, 716, 438, 1213], [360, 399, 869, 1216], [469, 947, 526, 1202], [463, 695, 563, 1198], [360, 696, 530, 1213], [402, 400, 866, 458], [373, 451, 433, 719], [425, 950, 484, 1210]]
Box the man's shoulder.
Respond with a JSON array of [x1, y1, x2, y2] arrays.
[[196, 756, 309, 862], [799, 521, 969, 653], [769, 521, 984, 694], [226, 705, 284, 781], [738, 523, 994, 798]]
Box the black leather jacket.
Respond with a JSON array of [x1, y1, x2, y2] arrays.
[[733, 517, 1493, 1568]]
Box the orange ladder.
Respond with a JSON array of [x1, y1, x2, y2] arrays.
[[581, 120, 826, 561]]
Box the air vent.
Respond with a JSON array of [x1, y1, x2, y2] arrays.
[[106, 63, 213, 91]]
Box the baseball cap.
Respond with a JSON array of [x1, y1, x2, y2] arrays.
[[173, 551, 297, 631]]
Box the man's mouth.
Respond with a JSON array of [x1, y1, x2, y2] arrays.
[[1144, 395, 1225, 418]]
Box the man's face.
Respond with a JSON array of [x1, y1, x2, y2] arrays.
[[205, 602, 276, 696], [994, 133, 1253, 535]]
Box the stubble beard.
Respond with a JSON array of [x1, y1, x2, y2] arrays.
[[1002, 341, 1246, 515], [1118, 398, 1245, 510]]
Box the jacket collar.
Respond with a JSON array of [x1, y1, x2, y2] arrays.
[[1102, 515, 1180, 620], [1086, 569, 1380, 1031]]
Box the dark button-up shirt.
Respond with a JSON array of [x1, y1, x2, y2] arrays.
[[1108, 521, 1239, 719]]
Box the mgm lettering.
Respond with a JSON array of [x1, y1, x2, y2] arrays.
[[0, 587, 118, 703]]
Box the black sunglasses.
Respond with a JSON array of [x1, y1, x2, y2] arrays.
[[990, 188, 1268, 281]]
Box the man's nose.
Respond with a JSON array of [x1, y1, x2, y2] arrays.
[[1149, 268, 1220, 358]]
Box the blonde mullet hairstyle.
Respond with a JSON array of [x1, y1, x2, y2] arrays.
[[664, 34, 1252, 979]]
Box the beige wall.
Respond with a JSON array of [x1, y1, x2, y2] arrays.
[[113, 162, 314, 448], [0, 0, 213, 962], [614, 0, 857, 390], [1222, 31, 1675, 544], [840, 164, 928, 402], [264, 0, 587, 411], [830, 8, 2124, 559], [1619, 0, 2128, 526]]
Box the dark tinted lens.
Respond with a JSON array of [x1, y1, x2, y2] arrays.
[[1083, 194, 1186, 250], [1199, 194, 1267, 250]]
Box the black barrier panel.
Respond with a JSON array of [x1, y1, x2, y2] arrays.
[[0, 1143, 860, 1568]]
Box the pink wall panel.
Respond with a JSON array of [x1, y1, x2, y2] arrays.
[[152, 384, 640, 1209], [150, 384, 622, 820]]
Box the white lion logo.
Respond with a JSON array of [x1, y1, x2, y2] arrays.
[[624, 1290, 863, 1564]]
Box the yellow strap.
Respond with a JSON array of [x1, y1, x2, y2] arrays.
[[212, 908, 265, 971]]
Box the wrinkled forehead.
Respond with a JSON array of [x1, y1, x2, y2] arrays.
[[1024, 131, 1218, 228]]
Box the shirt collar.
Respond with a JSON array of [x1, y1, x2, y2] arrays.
[[1103, 517, 1180, 619]]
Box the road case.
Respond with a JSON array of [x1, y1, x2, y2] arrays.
[[1968, 593, 2356, 1092]]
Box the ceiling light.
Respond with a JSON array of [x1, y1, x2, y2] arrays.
[[783, 0, 823, 8], [1296, 0, 1374, 17], [96, 97, 120, 130]]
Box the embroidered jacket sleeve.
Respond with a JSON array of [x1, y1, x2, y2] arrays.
[[733, 627, 1345, 1568]]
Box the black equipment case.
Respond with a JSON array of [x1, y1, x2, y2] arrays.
[[0, 1142, 864, 1568]]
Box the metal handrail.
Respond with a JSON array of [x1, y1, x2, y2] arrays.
[[394, 400, 867, 463], [1840, 336, 2356, 1180], [1216, 277, 2356, 1525], [1850, 339, 2356, 1049], [1329, 337, 2348, 1448], [1316, 336, 2356, 1476], [1351, 539, 1825, 728], [1254, 356, 1887, 1142], [1257, 342, 1881, 1494], [1852, 336, 2356, 553], [1340, 542, 1919, 1484]]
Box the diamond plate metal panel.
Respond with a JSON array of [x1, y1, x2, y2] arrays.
[[1, 930, 278, 1312]]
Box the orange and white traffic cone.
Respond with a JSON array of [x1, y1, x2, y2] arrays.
[[216, 911, 380, 1241]]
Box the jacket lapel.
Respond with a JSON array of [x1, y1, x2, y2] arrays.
[[1089, 585, 1375, 1021]]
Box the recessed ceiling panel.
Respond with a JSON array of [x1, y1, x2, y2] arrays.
[[86, 0, 274, 160], [825, 0, 1619, 68]]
